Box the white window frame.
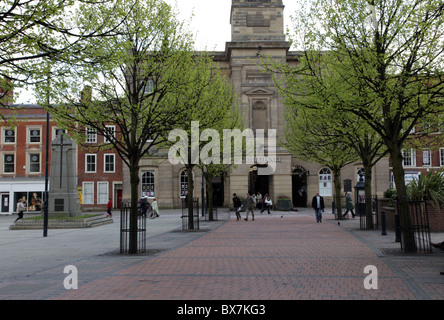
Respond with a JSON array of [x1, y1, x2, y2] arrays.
[[3, 153, 15, 174], [2, 127, 16, 144], [440, 148, 444, 167], [402, 149, 416, 167], [141, 170, 155, 198], [85, 154, 97, 173], [97, 182, 109, 205], [82, 182, 94, 204], [104, 125, 115, 143], [104, 154, 115, 173], [318, 168, 332, 197], [422, 149, 431, 166], [27, 126, 42, 144], [86, 127, 97, 143], [28, 152, 41, 174], [180, 170, 189, 198]]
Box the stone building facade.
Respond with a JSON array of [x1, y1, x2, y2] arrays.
[[123, 0, 391, 210]]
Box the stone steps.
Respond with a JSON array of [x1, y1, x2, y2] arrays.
[[9, 214, 114, 230]]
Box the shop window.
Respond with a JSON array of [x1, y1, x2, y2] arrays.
[[141, 171, 155, 198], [319, 168, 332, 197]]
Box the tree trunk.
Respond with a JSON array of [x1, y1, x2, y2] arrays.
[[128, 160, 140, 254], [390, 145, 416, 252], [187, 165, 195, 230], [333, 170, 343, 220], [205, 173, 214, 221], [364, 165, 374, 230]]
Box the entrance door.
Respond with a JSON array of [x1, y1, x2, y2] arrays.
[[248, 165, 269, 196], [1, 194, 10, 213], [292, 167, 308, 207]]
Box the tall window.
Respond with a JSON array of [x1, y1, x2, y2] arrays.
[[3, 154, 15, 173], [82, 182, 94, 204], [29, 153, 40, 173], [104, 125, 115, 143], [2, 128, 15, 143], [319, 168, 332, 197], [180, 171, 189, 198], [141, 171, 155, 198], [104, 154, 115, 173], [422, 149, 431, 166], [402, 149, 416, 167], [28, 127, 41, 143], [97, 182, 109, 204], [86, 127, 97, 143], [440, 148, 444, 167], [85, 154, 96, 173]]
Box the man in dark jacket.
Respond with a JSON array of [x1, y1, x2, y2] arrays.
[[311, 192, 325, 223], [232, 193, 242, 221]]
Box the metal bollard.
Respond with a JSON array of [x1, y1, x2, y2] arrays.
[[381, 210, 387, 235], [394, 214, 401, 242]]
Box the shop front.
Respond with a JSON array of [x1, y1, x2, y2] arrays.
[[0, 178, 45, 215]]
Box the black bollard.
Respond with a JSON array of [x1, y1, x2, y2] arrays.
[[381, 210, 387, 236], [394, 214, 401, 242]]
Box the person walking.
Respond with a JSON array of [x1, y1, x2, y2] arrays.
[[151, 198, 159, 218], [14, 197, 26, 223], [311, 192, 325, 223], [342, 192, 356, 218], [256, 192, 263, 210], [261, 193, 272, 214], [232, 193, 242, 221], [244, 192, 255, 221], [106, 198, 113, 218], [139, 196, 148, 217]]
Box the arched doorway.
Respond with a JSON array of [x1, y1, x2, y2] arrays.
[[292, 166, 308, 207], [248, 165, 269, 196]]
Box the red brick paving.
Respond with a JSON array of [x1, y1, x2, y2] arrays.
[[50, 215, 423, 300]]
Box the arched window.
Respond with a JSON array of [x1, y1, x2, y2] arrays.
[[180, 170, 189, 198], [318, 168, 332, 196], [141, 171, 155, 198]]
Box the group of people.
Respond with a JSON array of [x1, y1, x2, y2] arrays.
[[139, 196, 160, 219], [232, 192, 273, 221], [311, 191, 355, 223]]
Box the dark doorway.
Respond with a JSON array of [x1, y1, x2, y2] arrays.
[[248, 165, 269, 196], [211, 176, 224, 207], [292, 167, 308, 207]]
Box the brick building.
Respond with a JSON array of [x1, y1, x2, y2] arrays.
[[0, 104, 123, 215]]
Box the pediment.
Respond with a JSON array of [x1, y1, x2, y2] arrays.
[[245, 88, 274, 96]]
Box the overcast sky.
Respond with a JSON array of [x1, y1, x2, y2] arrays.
[[16, 0, 300, 103]]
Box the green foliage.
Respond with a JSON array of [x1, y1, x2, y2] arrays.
[[407, 169, 444, 207]]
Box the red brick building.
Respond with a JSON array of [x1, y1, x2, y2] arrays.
[[0, 104, 123, 215]]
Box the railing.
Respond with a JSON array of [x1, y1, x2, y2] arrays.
[[397, 200, 432, 253], [120, 202, 146, 254], [181, 198, 200, 231]]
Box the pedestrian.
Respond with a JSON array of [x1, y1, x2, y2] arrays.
[[311, 192, 325, 223], [244, 192, 255, 221], [151, 198, 159, 218], [232, 193, 242, 221], [342, 192, 356, 218], [140, 196, 148, 217], [256, 192, 263, 210], [14, 197, 26, 223], [106, 198, 113, 218], [261, 193, 272, 214]]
